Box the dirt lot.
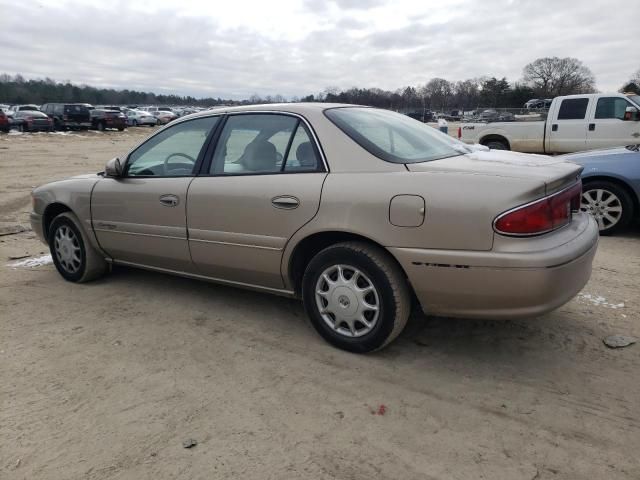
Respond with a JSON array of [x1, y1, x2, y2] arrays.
[[1, 129, 639, 480]]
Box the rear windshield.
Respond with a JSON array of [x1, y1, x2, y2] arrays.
[[64, 105, 89, 113], [324, 107, 468, 163]]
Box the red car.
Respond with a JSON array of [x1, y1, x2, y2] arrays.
[[0, 109, 10, 133]]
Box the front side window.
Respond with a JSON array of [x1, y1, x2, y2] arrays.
[[126, 116, 219, 176], [595, 97, 633, 120], [210, 114, 320, 174], [325, 107, 467, 164], [557, 98, 589, 120]]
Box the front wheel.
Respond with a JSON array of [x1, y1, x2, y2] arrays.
[[581, 181, 634, 235], [49, 212, 108, 282], [302, 241, 411, 353]]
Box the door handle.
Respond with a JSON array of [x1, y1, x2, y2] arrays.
[[588, 123, 595, 131], [551, 124, 558, 132], [271, 195, 300, 209], [159, 194, 179, 207]]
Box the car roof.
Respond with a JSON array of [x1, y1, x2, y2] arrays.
[[181, 103, 364, 122]]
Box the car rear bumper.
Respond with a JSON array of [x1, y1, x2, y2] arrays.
[[389, 214, 599, 319], [64, 122, 91, 128]]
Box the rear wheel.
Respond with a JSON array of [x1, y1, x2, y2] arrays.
[[302, 241, 410, 353], [581, 180, 634, 235], [483, 138, 509, 150], [49, 212, 108, 282]]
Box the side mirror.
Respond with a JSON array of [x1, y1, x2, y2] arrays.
[[105, 157, 123, 177], [624, 107, 640, 121]]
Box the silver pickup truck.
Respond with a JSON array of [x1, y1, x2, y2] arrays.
[[458, 93, 640, 154]]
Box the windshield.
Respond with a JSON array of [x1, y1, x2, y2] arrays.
[[325, 107, 469, 163]]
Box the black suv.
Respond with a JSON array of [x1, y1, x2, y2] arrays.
[[40, 103, 92, 130]]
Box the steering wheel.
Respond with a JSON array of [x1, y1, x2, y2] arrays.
[[163, 152, 196, 175]]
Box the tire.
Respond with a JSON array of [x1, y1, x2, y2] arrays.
[[118, 127, 125, 131], [581, 180, 634, 235], [132, 120, 138, 127], [302, 241, 411, 353], [97, 121, 105, 131], [49, 212, 108, 283], [483, 139, 509, 150]]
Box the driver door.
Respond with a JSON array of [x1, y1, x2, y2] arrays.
[[91, 116, 219, 272]]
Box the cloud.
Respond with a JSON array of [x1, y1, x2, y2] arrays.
[[0, 0, 635, 99]]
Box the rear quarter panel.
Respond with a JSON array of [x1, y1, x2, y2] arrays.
[[281, 170, 547, 289]]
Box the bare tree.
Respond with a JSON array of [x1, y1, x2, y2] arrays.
[[523, 57, 596, 97], [424, 78, 453, 111]]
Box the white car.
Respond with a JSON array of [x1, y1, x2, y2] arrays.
[[123, 109, 157, 127]]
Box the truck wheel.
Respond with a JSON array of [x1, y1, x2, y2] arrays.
[[581, 180, 634, 235], [49, 212, 108, 283], [483, 139, 509, 150], [302, 241, 411, 353]]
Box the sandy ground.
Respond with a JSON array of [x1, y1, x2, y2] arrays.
[[1, 128, 639, 480]]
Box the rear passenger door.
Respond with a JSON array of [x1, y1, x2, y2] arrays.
[[548, 97, 589, 153], [187, 113, 327, 289], [586, 96, 640, 149]]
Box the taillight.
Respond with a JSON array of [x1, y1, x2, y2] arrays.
[[63, 115, 69, 121], [494, 182, 582, 236], [457, 126, 462, 138]]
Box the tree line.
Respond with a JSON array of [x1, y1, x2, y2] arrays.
[[0, 74, 237, 107], [1, 58, 637, 112]]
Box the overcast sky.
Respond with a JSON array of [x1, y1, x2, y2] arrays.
[[0, 0, 637, 99]]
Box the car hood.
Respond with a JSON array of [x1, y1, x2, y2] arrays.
[[406, 149, 581, 192]]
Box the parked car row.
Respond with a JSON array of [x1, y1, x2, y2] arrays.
[[0, 102, 209, 133]]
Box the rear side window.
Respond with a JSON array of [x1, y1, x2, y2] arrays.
[[557, 98, 589, 120], [210, 114, 321, 175], [595, 97, 631, 120]]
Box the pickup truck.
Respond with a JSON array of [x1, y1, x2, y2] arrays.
[[458, 93, 640, 154]]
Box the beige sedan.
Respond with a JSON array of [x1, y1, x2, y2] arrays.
[[30, 104, 599, 352]]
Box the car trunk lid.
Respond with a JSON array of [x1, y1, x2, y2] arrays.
[[406, 149, 582, 195]]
